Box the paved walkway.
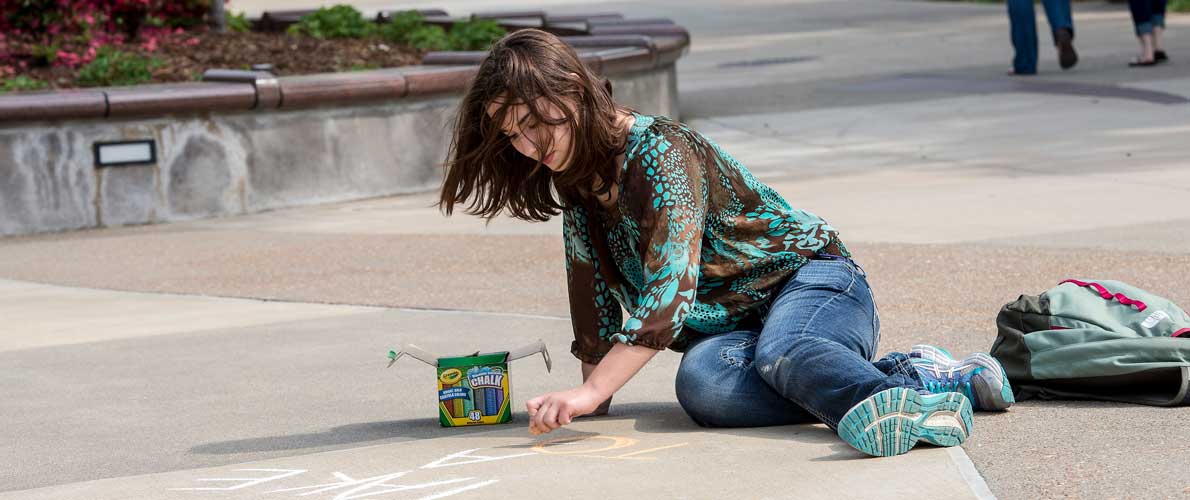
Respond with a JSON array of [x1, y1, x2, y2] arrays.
[[4, 1, 1190, 499]]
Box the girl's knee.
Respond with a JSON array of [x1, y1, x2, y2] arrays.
[[674, 367, 723, 427], [754, 336, 839, 394]]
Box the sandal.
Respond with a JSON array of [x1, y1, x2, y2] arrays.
[[1129, 57, 1157, 67], [1155, 50, 1169, 63]]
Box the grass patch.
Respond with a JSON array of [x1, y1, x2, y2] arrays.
[[77, 47, 162, 88], [1, 75, 48, 92]]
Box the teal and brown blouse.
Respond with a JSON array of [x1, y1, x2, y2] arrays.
[[564, 112, 849, 364]]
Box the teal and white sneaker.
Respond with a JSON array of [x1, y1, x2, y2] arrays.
[[837, 387, 974, 457], [909, 344, 1015, 411]]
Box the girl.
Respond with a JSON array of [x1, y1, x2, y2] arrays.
[[437, 29, 1013, 457]]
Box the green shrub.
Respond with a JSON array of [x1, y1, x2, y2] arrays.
[[448, 19, 506, 51], [287, 5, 377, 39], [77, 46, 162, 87], [227, 11, 252, 33], [1171, 0, 1190, 12], [1, 76, 48, 93], [378, 10, 427, 44], [379, 12, 506, 51], [144, 15, 167, 28], [407, 25, 451, 51], [31, 43, 61, 67]]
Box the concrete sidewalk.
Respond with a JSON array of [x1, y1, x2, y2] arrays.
[[0, 280, 988, 500], [4, 0, 1190, 498]]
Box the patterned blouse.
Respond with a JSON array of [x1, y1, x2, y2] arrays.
[[564, 112, 850, 364]]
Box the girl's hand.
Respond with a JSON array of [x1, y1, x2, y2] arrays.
[[525, 385, 604, 435]]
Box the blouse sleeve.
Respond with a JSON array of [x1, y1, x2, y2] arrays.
[[608, 134, 707, 351], [562, 204, 622, 364]]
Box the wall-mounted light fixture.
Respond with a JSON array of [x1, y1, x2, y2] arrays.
[[93, 140, 157, 168]]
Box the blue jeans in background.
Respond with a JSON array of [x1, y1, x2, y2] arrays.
[[674, 256, 925, 431], [1008, 0, 1074, 74], [1128, 0, 1166, 35]]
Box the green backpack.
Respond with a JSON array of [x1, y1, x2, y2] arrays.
[[992, 279, 1190, 406]]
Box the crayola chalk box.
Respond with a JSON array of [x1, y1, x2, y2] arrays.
[[387, 340, 552, 427], [437, 353, 511, 426]]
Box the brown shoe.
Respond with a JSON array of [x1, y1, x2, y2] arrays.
[[1056, 28, 1078, 70]]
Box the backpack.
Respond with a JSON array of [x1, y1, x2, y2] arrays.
[[992, 279, 1190, 406]]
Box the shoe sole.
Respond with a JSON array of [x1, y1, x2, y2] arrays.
[[837, 387, 974, 457], [910, 345, 1015, 411]]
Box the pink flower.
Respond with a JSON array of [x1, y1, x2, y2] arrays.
[[184, 37, 199, 46], [56, 51, 83, 68]]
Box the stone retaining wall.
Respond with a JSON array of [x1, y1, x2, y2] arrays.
[[0, 10, 688, 237]]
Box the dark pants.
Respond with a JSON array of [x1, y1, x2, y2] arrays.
[[1128, 0, 1167, 36], [1007, 0, 1074, 74]]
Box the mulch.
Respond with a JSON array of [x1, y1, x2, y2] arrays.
[[4, 31, 425, 90]]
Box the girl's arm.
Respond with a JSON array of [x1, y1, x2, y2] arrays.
[[528, 343, 659, 434], [581, 361, 612, 416], [583, 343, 659, 403]]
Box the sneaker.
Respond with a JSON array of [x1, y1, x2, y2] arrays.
[[837, 387, 974, 457], [909, 344, 1015, 411]]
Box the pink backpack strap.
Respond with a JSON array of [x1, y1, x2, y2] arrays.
[[1058, 279, 1148, 312], [1174, 329, 1190, 338]]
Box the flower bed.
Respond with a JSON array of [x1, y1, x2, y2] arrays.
[[0, 4, 503, 91]]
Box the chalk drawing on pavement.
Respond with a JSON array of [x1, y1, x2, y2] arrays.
[[169, 435, 687, 498]]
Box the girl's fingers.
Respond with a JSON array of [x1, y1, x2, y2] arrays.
[[532, 400, 550, 432], [526, 396, 543, 414], [542, 403, 562, 430]]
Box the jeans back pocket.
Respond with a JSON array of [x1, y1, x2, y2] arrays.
[[793, 258, 857, 293]]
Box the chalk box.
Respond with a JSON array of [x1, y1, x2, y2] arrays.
[[387, 340, 551, 428], [437, 352, 512, 426]]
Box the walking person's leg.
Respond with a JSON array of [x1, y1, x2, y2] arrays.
[[1041, 0, 1078, 69], [752, 257, 974, 457], [1128, 0, 1158, 65], [1007, 0, 1040, 74], [1152, 0, 1168, 61]]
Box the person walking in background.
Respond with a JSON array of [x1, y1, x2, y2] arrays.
[[1126, 0, 1169, 66], [1007, 0, 1078, 74]]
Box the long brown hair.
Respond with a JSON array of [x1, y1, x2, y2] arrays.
[[438, 28, 630, 223]]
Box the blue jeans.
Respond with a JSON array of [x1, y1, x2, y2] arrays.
[[1128, 0, 1166, 35], [675, 256, 925, 431], [1007, 0, 1074, 74]]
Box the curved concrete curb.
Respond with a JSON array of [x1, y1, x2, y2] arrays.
[[0, 11, 688, 122], [948, 447, 998, 500]]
